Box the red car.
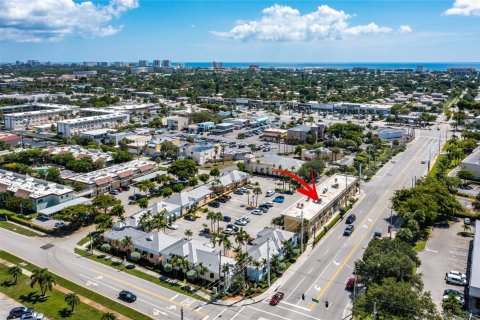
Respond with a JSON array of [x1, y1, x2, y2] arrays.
[[270, 292, 284, 305], [346, 277, 355, 290]]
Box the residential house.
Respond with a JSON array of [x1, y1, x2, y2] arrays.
[[210, 170, 250, 194], [244, 154, 304, 175], [163, 185, 214, 214]]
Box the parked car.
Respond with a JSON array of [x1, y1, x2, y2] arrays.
[[208, 201, 220, 208], [217, 197, 227, 203], [443, 289, 465, 305], [109, 190, 119, 195], [234, 189, 245, 195], [346, 214, 356, 224], [240, 216, 251, 223], [184, 215, 196, 221], [270, 292, 285, 305], [128, 193, 143, 200], [20, 312, 44, 320], [192, 212, 202, 218], [346, 278, 355, 290], [9, 307, 35, 319], [259, 207, 269, 213], [266, 190, 276, 197], [447, 270, 466, 280], [235, 219, 248, 226], [445, 273, 467, 286], [245, 184, 254, 189], [123, 185, 131, 191], [344, 225, 354, 236], [464, 218, 471, 225], [166, 223, 178, 230], [54, 221, 66, 228], [261, 202, 274, 207], [273, 195, 285, 203], [227, 224, 239, 232], [252, 209, 263, 215], [223, 216, 232, 222], [119, 290, 137, 302], [223, 228, 235, 235]]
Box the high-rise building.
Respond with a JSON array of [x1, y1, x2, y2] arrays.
[[212, 61, 224, 69], [161, 60, 171, 67], [416, 66, 425, 73], [83, 61, 96, 67], [153, 60, 161, 67], [138, 60, 148, 67], [448, 67, 476, 76], [113, 61, 126, 67], [96, 62, 108, 67]]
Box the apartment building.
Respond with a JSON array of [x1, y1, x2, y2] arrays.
[[0, 169, 74, 211], [287, 124, 325, 143], [57, 113, 129, 137], [167, 116, 190, 131]]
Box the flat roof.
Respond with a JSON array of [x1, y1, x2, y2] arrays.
[[57, 113, 127, 124], [47, 145, 113, 163], [132, 170, 168, 183], [68, 160, 156, 184], [283, 174, 357, 221], [470, 220, 480, 290], [38, 197, 91, 216], [0, 169, 73, 199]]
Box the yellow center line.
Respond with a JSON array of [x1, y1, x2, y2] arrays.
[[90, 268, 208, 317], [308, 137, 431, 310]]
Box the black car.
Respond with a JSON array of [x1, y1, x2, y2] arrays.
[[227, 224, 239, 232], [223, 216, 232, 222], [216, 197, 227, 203], [119, 290, 137, 302], [344, 225, 354, 236], [128, 193, 143, 201], [209, 201, 220, 208], [184, 215, 196, 221], [346, 214, 356, 224], [9, 307, 34, 319]]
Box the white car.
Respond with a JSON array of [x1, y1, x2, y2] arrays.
[[251, 209, 263, 215], [21, 312, 44, 320], [235, 219, 247, 226], [448, 270, 466, 280], [445, 273, 467, 286], [241, 216, 251, 223], [266, 190, 276, 197], [166, 223, 178, 230], [223, 228, 235, 235]]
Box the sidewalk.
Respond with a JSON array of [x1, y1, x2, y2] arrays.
[[0, 258, 129, 320]]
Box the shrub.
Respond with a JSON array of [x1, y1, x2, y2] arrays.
[[130, 252, 141, 261], [101, 243, 111, 253]]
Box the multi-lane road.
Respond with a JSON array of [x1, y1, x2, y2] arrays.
[[0, 125, 451, 320]]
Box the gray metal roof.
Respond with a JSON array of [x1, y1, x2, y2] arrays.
[[470, 220, 480, 290], [38, 197, 90, 216]]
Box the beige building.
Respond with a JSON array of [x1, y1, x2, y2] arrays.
[[283, 174, 358, 234], [261, 128, 287, 142]]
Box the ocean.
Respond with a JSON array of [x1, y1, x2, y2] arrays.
[[178, 62, 480, 71]]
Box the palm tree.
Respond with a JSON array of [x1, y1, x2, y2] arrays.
[[253, 187, 262, 207], [332, 147, 341, 161], [221, 263, 231, 292], [139, 210, 153, 232], [206, 210, 216, 232], [30, 268, 56, 298], [195, 262, 209, 285], [223, 238, 233, 256], [8, 265, 22, 284], [101, 312, 118, 320], [65, 293, 80, 313], [153, 209, 167, 233], [213, 146, 219, 165], [221, 144, 226, 164], [121, 236, 133, 254], [210, 233, 218, 248], [245, 190, 251, 206], [215, 211, 223, 232], [235, 228, 250, 253], [184, 229, 193, 240], [281, 240, 294, 260]]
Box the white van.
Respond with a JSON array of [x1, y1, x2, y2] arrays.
[[445, 273, 467, 286]]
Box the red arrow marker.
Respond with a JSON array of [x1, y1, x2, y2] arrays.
[[272, 168, 319, 201]]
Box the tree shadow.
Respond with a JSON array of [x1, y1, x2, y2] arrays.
[[19, 291, 46, 305], [1, 280, 15, 287], [58, 308, 73, 318]]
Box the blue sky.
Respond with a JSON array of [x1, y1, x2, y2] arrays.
[[1, 0, 479, 62]]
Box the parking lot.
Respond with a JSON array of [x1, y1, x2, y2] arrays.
[[418, 221, 472, 309], [164, 175, 304, 245]]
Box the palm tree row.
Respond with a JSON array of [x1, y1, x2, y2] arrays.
[[206, 210, 223, 233]]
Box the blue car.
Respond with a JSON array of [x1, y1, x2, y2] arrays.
[[273, 196, 285, 203]]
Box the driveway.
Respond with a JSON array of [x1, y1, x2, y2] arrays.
[[418, 221, 473, 309]]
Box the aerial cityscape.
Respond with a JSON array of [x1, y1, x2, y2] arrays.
[[0, 0, 480, 319]]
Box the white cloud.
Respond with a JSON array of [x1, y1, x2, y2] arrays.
[[212, 4, 400, 42], [445, 0, 480, 16], [398, 25, 413, 33], [0, 0, 139, 42]]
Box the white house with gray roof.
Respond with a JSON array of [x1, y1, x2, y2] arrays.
[[244, 154, 305, 176]]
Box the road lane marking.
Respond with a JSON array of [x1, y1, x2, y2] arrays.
[[285, 276, 305, 300], [248, 306, 294, 320], [425, 248, 438, 253], [280, 301, 312, 311], [260, 301, 320, 319], [211, 308, 228, 320], [230, 306, 245, 320], [170, 293, 179, 300], [309, 138, 432, 310], [90, 268, 207, 316], [324, 249, 329, 255], [308, 267, 314, 274]]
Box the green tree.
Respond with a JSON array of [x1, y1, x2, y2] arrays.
[[110, 204, 125, 217], [8, 265, 22, 284], [65, 293, 80, 313], [184, 229, 193, 240], [167, 159, 198, 180], [112, 150, 134, 163], [92, 194, 121, 215], [198, 173, 210, 184], [162, 187, 173, 198], [297, 160, 325, 181], [160, 141, 179, 159], [101, 312, 118, 320], [210, 167, 220, 178], [457, 169, 476, 181], [30, 268, 56, 298], [253, 187, 262, 207], [138, 179, 155, 196], [138, 197, 149, 209]]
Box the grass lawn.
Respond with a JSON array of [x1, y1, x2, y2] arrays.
[[0, 221, 43, 237], [0, 264, 104, 319], [77, 236, 92, 246], [74, 248, 208, 302], [0, 251, 150, 320], [201, 160, 236, 170]]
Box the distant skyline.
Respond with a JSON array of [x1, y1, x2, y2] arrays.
[[1, 0, 480, 62]]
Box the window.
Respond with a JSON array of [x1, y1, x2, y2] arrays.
[[210, 272, 214, 279], [149, 253, 153, 258]]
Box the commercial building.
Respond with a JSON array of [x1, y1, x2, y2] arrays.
[[46, 145, 113, 163], [468, 220, 480, 310], [287, 124, 325, 143], [283, 174, 358, 233], [188, 121, 215, 134], [167, 116, 190, 131], [211, 123, 234, 135], [287, 101, 392, 115], [0, 133, 20, 147], [261, 128, 287, 142], [57, 113, 129, 137], [106, 104, 153, 115], [244, 154, 304, 175], [301, 147, 343, 162], [3, 104, 77, 130], [461, 147, 480, 179], [0, 169, 74, 211], [73, 70, 97, 76], [373, 126, 406, 140], [138, 60, 148, 67], [210, 170, 250, 194], [212, 61, 224, 69], [448, 67, 476, 76], [79, 128, 117, 142], [222, 118, 250, 128], [183, 144, 217, 165], [67, 160, 156, 196]]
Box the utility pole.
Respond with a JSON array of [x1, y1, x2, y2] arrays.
[[181, 307, 184, 320], [218, 250, 222, 293], [267, 238, 271, 287], [373, 302, 377, 320], [300, 210, 304, 254], [390, 207, 393, 238], [358, 164, 362, 194], [89, 232, 93, 255]]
